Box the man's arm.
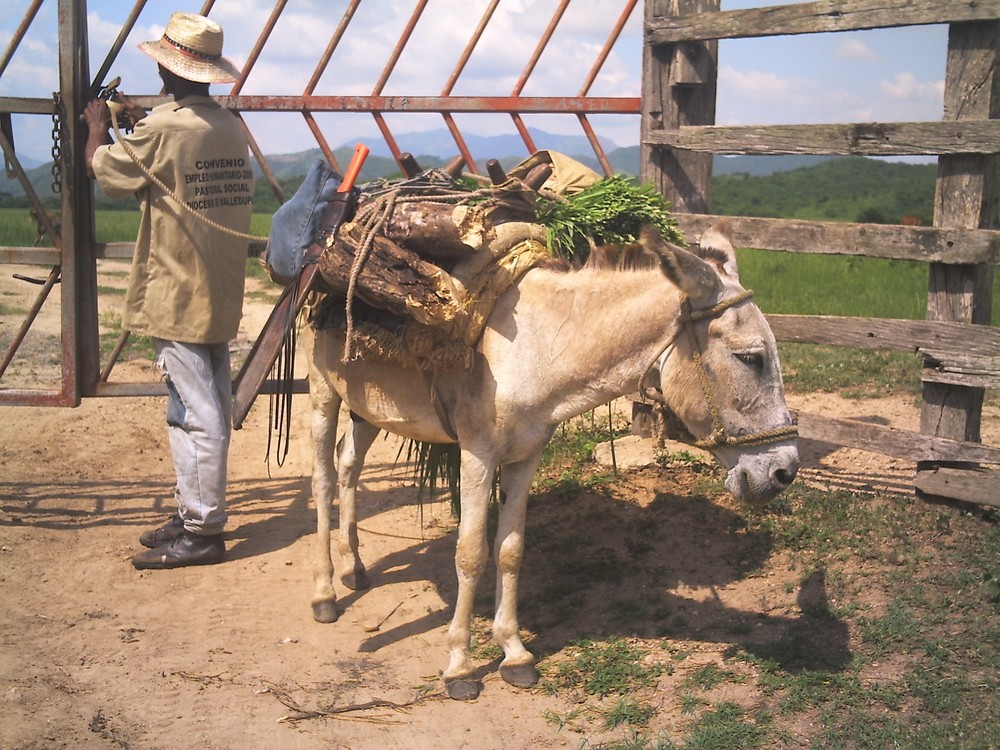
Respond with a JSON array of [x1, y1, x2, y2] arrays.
[[83, 99, 112, 179], [82, 94, 147, 179]]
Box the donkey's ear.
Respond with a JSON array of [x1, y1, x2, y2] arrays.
[[695, 220, 740, 280], [640, 225, 721, 300]]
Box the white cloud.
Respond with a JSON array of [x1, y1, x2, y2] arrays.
[[719, 65, 796, 102], [879, 72, 943, 102], [836, 38, 878, 62]]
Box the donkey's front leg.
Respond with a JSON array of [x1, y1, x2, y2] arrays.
[[310, 370, 341, 624], [492, 454, 545, 689], [334, 413, 379, 591], [442, 450, 494, 700]]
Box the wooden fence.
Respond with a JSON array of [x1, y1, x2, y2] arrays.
[[640, 0, 1000, 506]]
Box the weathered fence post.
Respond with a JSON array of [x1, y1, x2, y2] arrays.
[[635, 0, 718, 436], [918, 20, 998, 488], [639, 0, 718, 213]]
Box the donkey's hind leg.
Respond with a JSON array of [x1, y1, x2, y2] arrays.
[[334, 412, 379, 591]]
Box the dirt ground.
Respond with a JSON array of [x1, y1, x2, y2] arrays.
[[1, 261, 996, 749]]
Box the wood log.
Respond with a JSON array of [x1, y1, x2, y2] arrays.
[[377, 198, 535, 260], [316, 222, 461, 328], [381, 202, 477, 259]]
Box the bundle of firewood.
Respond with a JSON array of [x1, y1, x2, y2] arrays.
[[308, 151, 681, 368]]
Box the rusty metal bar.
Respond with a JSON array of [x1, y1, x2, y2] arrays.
[[0, 266, 61, 380], [220, 94, 639, 113], [372, 112, 403, 165], [99, 328, 130, 382], [440, 113, 478, 174], [572, 0, 639, 175], [369, 0, 430, 172], [437, 0, 502, 174], [509, 0, 570, 155], [372, 0, 430, 95], [59, 0, 100, 403], [0, 126, 62, 247], [236, 112, 286, 204], [443, 0, 500, 95], [0, 0, 644, 407], [510, 114, 537, 155], [576, 114, 614, 176], [230, 0, 287, 96], [304, 0, 362, 96], [89, 0, 149, 94], [512, 0, 570, 96], [301, 110, 342, 173], [0, 0, 43, 81], [580, 0, 639, 96]]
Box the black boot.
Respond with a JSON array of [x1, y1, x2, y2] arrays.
[[132, 531, 225, 569], [139, 514, 184, 548]]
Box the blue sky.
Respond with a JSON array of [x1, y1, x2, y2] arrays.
[[1, 0, 947, 162]]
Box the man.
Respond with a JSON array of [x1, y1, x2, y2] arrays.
[[84, 12, 254, 569]]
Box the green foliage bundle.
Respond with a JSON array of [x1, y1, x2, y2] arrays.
[[534, 175, 684, 260]]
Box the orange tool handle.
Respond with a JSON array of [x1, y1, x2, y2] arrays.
[[338, 143, 370, 193]]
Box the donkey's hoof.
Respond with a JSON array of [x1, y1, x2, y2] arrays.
[[341, 569, 370, 591], [444, 677, 482, 701], [500, 663, 540, 689], [311, 600, 339, 623]]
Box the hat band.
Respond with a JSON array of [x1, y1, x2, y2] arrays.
[[162, 34, 222, 62]]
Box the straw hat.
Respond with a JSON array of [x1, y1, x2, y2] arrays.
[[138, 13, 240, 84]]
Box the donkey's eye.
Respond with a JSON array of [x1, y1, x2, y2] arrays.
[[735, 351, 765, 369]]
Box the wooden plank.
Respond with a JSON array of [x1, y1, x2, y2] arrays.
[[645, 120, 1000, 157], [766, 314, 1000, 355], [646, 0, 1000, 43], [796, 412, 1000, 464], [676, 214, 1000, 265], [920, 369, 1000, 389], [0, 246, 61, 265], [914, 467, 1000, 506]]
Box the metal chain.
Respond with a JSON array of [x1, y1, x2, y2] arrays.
[[50, 93, 63, 194]]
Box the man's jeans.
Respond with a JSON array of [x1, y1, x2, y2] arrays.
[[154, 339, 231, 536]]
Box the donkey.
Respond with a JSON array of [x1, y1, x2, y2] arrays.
[[305, 222, 799, 700]]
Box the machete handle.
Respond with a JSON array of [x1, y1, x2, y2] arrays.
[[338, 143, 370, 193]]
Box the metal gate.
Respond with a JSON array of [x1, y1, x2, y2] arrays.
[[0, 0, 642, 406]]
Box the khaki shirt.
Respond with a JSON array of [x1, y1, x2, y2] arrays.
[[93, 95, 254, 344]]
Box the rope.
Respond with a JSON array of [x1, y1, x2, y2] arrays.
[[342, 192, 398, 361], [336, 176, 524, 363], [107, 101, 266, 242]]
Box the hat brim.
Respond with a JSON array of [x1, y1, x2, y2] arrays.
[[139, 39, 241, 84]]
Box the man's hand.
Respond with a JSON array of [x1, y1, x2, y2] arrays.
[[115, 92, 147, 130], [83, 99, 112, 179], [83, 98, 111, 134]]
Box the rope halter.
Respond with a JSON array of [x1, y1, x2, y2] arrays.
[[640, 288, 799, 451]]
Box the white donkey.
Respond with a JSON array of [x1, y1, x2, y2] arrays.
[[305, 222, 799, 700]]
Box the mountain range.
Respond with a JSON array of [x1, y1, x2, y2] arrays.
[[0, 125, 851, 205]]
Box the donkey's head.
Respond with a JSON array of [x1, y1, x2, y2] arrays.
[[642, 222, 799, 504]]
